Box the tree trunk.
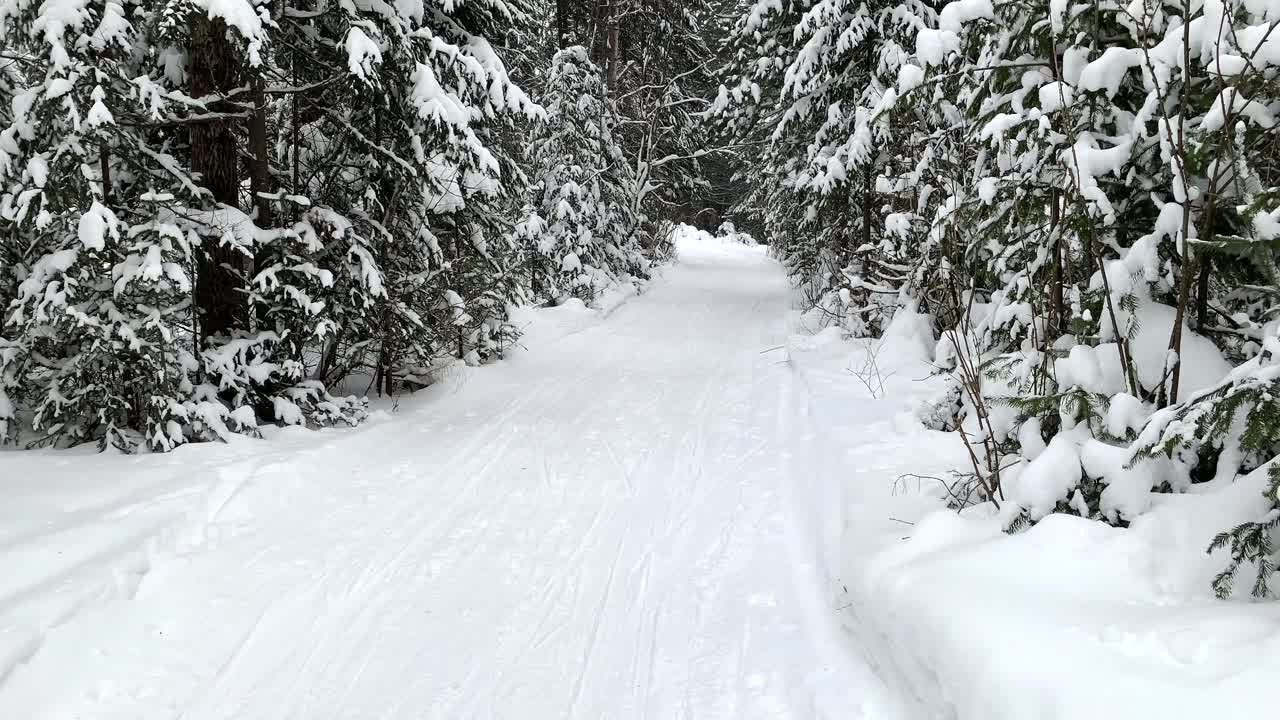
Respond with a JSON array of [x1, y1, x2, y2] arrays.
[[1049, 190, 1064, 336], [99, 144, 111, 205], [249, 81, 272, 229], [190, 15, 245, 344], [556, 0, 570, 48], [861, 163, 873, 255], [1195, 252, 1211, 329], [1164, 250, 1194, 406], [249, 77, 275, 329], [1159, 0, 1195, 409], [858, 35, 875, 261], [592, 0, 606, 67], [606, 0, 620, 92]]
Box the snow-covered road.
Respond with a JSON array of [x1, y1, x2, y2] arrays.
[[1, 239, 904, 719]]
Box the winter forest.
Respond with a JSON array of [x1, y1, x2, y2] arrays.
[[1, 0, 1279, 717]]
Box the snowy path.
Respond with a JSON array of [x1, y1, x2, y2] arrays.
[[0, 240, 904, 719]]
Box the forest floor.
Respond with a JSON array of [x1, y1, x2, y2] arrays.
[[0, 236, 909, 719]]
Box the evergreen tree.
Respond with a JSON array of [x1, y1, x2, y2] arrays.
[[715, 0, 1280, 596], [0, 0, 540, 448], [712, 0, 930, 334], [515, 46, 647, 304]]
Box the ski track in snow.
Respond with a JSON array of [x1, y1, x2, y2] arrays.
[[0, 241, 906, 719]]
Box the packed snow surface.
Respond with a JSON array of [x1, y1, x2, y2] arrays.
[[0, 237, 903, 719]]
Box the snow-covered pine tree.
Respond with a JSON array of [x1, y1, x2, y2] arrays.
[[1121, 0, 1280, 596], [711, 0, 836, 301], [0, 0, 253, 450], [542, 0, 719, 244], [712, 0, 1280, 597], [269, 0, 540, 389], [515, 46, 646, 305], [611, 0, 717, 231], [712, 0, 932, 335], [0, 0, 540, 448], [898, 0, 1156, 432], [872, 0, 1280, 595], [783, 0, 938, 335]]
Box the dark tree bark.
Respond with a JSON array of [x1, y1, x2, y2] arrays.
[[1195, 253, 1211, 329], [248, 81, 272, 229], [606, 0, 620, 91], [190, 15, 246, 343], [592, 0, 607, 69], [99, 144, 112, 205], [858, 35, 875, 261], [556, 0, 570, 48], [860, 162, 873, 257], [1050, 190, 1064, 335], [249, 76, 275, 329], [1159, 0, 1196, 409]]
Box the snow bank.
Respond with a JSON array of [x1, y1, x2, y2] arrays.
[[853, 505, 1280, 719], [507, 296, 616, 349], [785, 309, 1280, 720], [506, 266, 658, 347]]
